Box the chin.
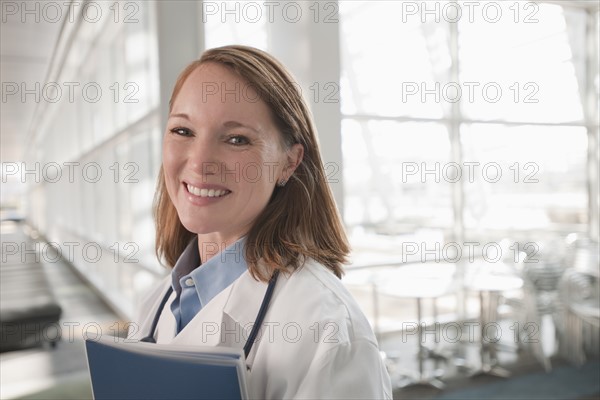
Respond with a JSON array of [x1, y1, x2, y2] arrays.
[[180, 222, 218, 236], [176, 213, 215, 235]]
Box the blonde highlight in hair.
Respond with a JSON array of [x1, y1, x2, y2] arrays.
[[154, 45, 349, 280]]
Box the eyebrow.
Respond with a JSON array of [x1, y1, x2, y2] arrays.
[[222, 120, 260, 133], [169, 113, 260, 133], [169, 113, 191, 120]]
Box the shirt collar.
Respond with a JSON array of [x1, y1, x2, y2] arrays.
[[171, 238, 201, 296], [171, 237, 249, 306]]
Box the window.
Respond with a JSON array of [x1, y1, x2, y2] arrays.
[[340, 1, 596, 245]]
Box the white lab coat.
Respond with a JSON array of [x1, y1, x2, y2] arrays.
[[129, 258, 393, 399]]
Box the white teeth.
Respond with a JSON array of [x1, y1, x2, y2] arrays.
[[187, 184, 229, 198]]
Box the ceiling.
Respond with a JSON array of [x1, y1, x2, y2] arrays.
[[1, 1, 62, 163]]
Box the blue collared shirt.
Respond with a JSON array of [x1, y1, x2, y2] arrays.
[[169, 237, 248, 333]]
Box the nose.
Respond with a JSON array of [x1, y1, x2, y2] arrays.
[[186, 134, 220, 177]]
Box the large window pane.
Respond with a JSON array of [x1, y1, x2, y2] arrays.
[[340, 2, 594, 241], [340, 1, 452, 118], [459, 3, 585, 123], [461, 123, 588, 232], [342, 119, 453, 231]]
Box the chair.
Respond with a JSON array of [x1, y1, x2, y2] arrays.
[[558, 268, 599, 365], [519, 258, 566, 371]]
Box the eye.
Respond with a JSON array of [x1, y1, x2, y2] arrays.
[[227, 135, 250, 146], [170, 127, 193, 137]]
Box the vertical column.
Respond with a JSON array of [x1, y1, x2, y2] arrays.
[[586, 10, 599, 242], [267, 1, 344, 216], [155, 1, 205, 134], [449, 13, 466, 321], [449, 18, 464, 245]]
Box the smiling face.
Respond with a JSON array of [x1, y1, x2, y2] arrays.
[[163, 62, 299, 246]]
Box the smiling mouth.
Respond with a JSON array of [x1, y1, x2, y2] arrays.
[[186, 183, 231, 198]]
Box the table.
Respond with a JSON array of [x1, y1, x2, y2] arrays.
[[465, 261, 523, 378], [376, 263, 458, 389]]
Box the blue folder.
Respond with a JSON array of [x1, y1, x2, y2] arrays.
[[85, 336, 248, 400]]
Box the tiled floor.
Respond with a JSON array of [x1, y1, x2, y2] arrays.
[[381, 327, 548, 399]]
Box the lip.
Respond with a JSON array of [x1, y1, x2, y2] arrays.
[[184, 180, 230, 192], [183, 181, 231, 205]]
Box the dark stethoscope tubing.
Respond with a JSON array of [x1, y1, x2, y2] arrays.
[[140, 270, 280, 359]]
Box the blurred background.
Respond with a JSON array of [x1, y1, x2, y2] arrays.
[[1, 1, 599, 399]]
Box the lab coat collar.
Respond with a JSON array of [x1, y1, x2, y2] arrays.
[[167, 270, 272, 353]]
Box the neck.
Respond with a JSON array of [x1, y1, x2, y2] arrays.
[[196, 233, 241, 262]]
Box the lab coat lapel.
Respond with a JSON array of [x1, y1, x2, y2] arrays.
[[170, 281, 233, 347], [221, 272, 272, 363], [224, 272, 265, 319], [155, 285, 177, 343], [169, 271, 269, 356], [128, 279, 166, 341]]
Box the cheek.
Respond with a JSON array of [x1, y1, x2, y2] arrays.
[[162, 141, 181, 191], [261, 142, 288, 177], [234, 159, 279, 202], [255, 151, 286, 189], [162, 139, 175, 167]]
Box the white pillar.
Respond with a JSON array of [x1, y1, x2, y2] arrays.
[[585, 10, 599, 241], [155, 1, 205, 133], [267, 1, 344, 216]]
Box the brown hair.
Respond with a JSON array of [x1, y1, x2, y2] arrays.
[[154, 45, 349, 281]]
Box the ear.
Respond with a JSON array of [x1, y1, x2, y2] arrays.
[[284, 143, 304, 178]]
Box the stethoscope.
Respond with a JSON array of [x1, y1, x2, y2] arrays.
[[140, 270, 280, 359]]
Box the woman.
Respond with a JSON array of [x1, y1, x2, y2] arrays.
[[129, 45, 392, 399]]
